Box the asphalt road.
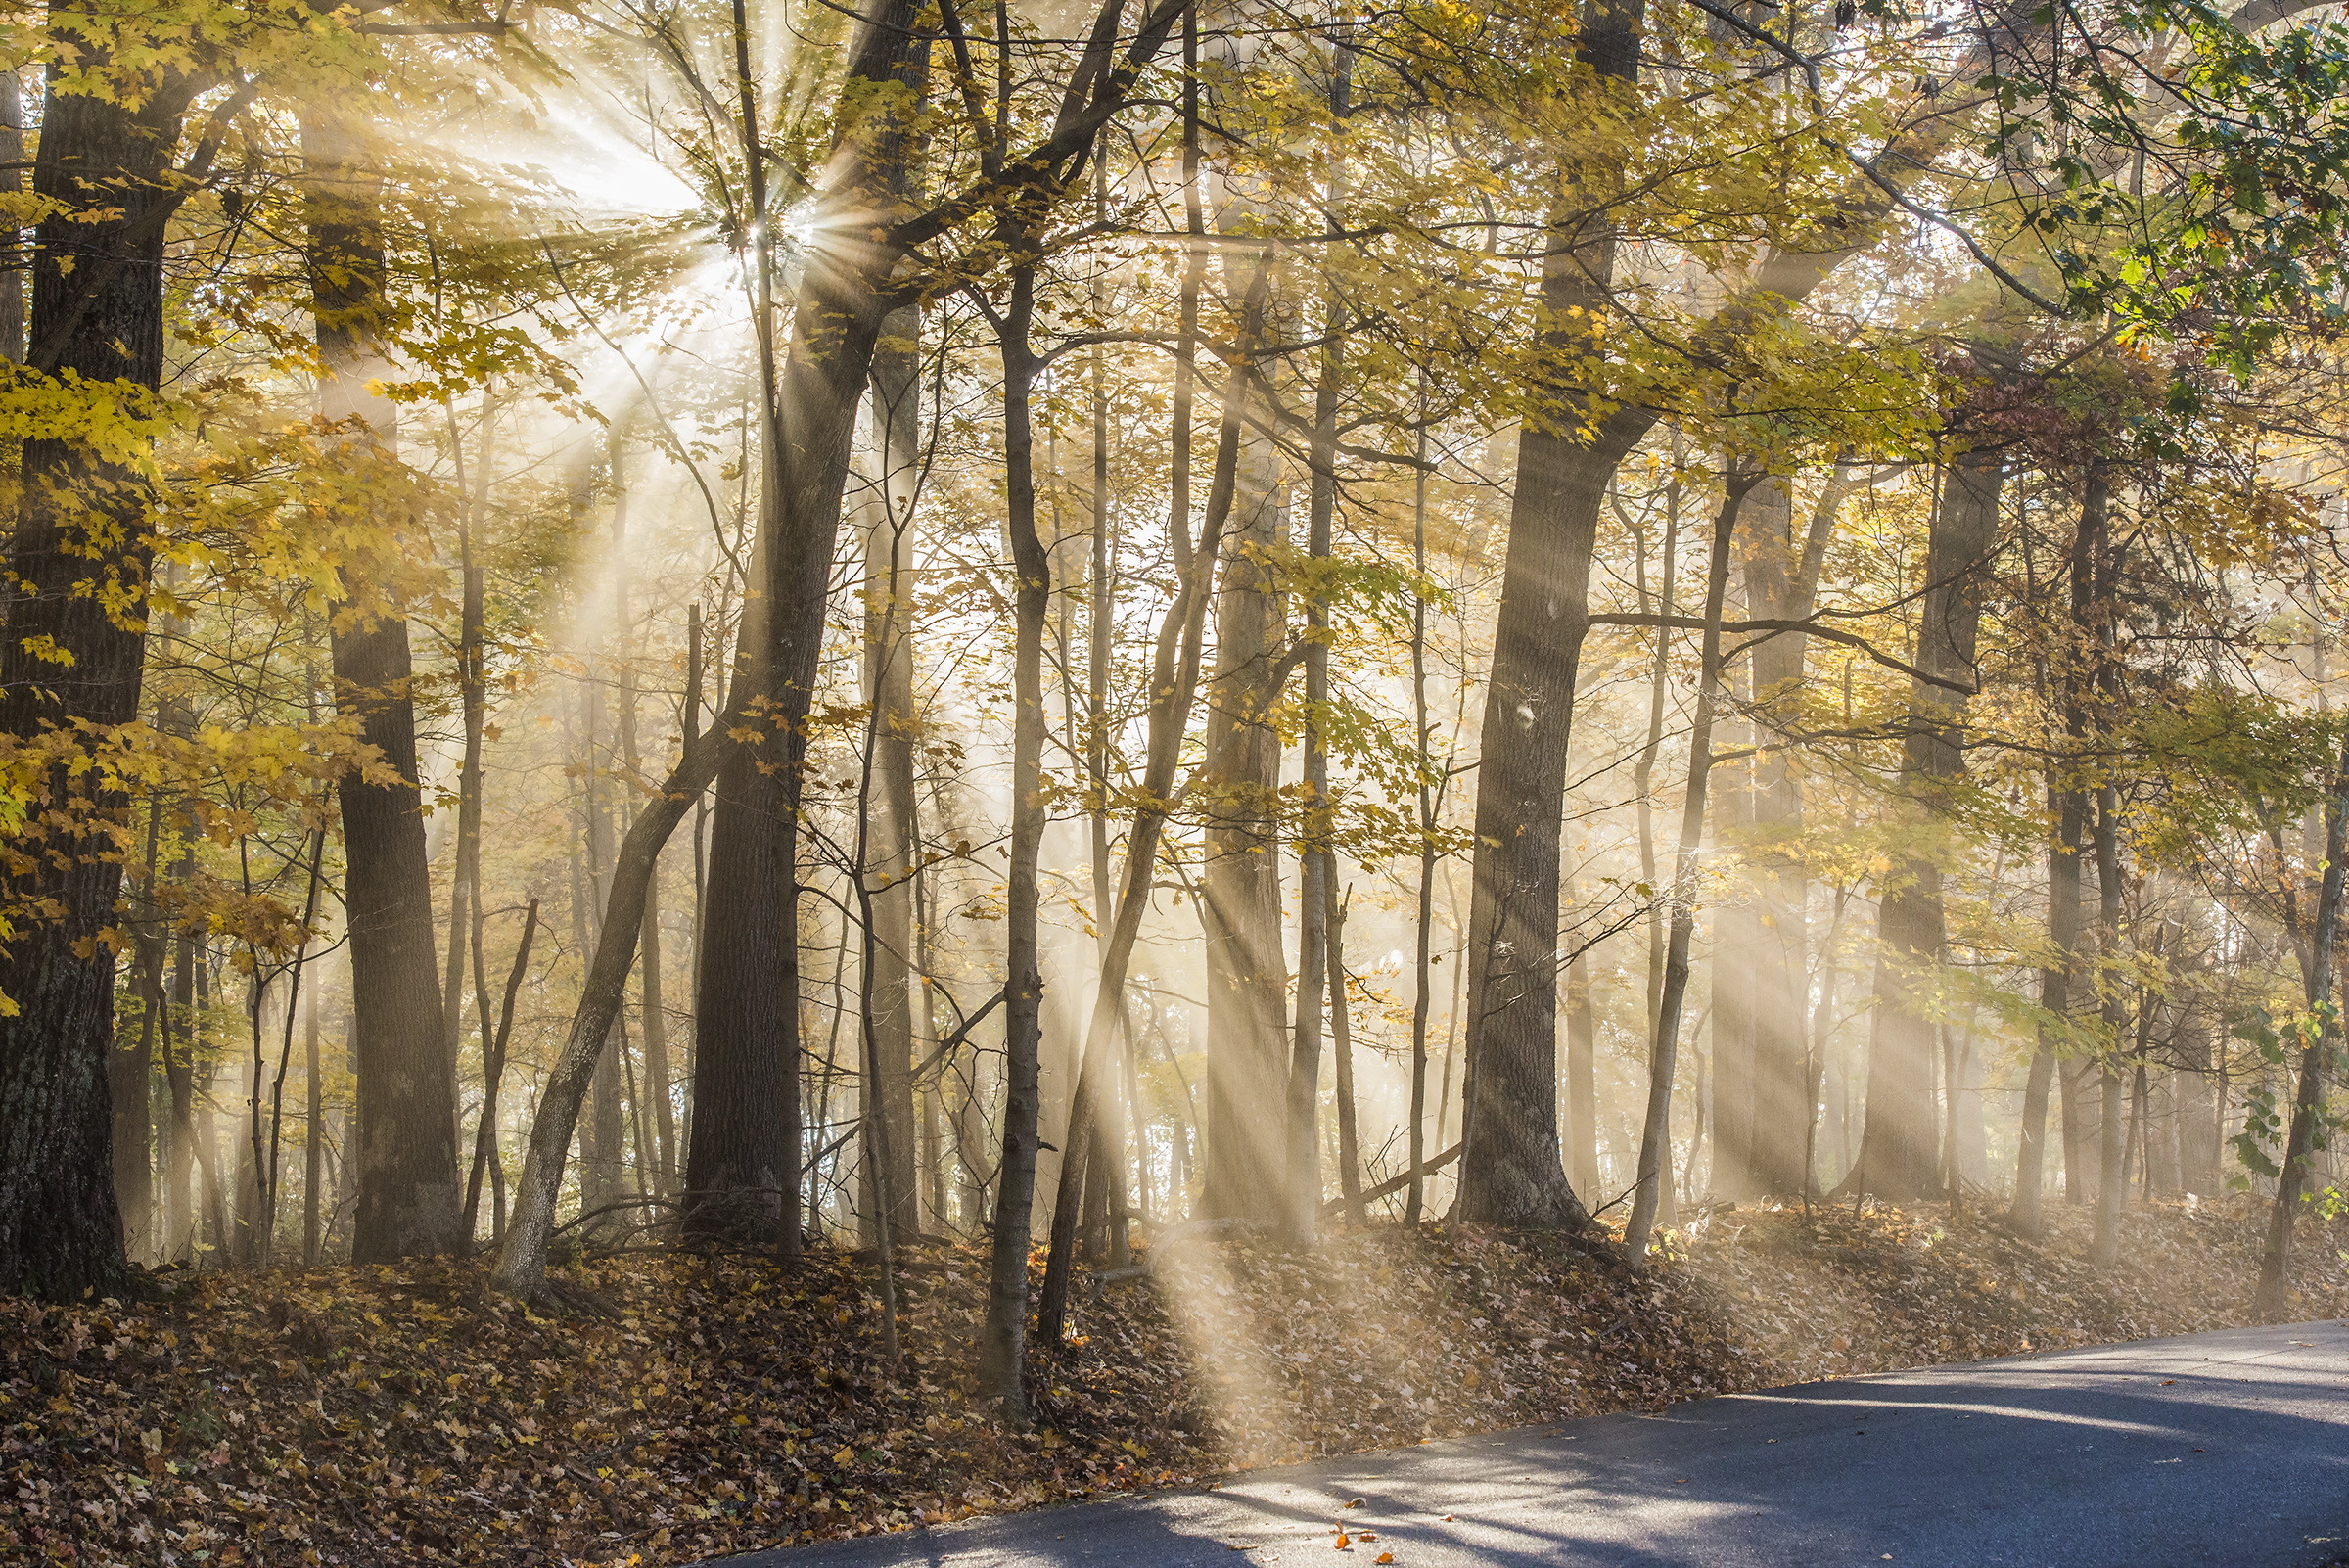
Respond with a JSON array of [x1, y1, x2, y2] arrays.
[[711, 1320, 2349, 1568]]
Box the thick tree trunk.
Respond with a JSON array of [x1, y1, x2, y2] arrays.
[[1854, 449, 2005, 1199], [0, 54, 196, 1301], [685, 0, 924, 1249], [1199, 277, 1290, 1226], [304, 112, 464, 1263], [1455, 0, 1647, 1232]]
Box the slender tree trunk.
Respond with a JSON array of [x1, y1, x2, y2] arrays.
[[2089, 777, 2128, 1266], [1856, 448, 2006, 1198], [1285, 39, 1354, 1249], [1565, 948, 1598, 1197], [113, 807, 162, 1261], [2012, 472, 2101, 1236], [2256, 731, 2349, 1316], [1035, 76, 1229, 1338], [980, 262, 1049, 1414], [497, 733, 726, 1298], [1330, 890, 1364, 1224], [862, 304, 923, 1242], [303, 962, 324, 1266], [1625, 472, 1759, 1264], [1406, 397, 1437, 1225], [465, 899, 537, 1241], [165, 930, 198, 1262]]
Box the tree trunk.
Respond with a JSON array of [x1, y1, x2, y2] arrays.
[[0, 67, 22, 363], [0, 51, 198, 1301], [497, 738, 726, 1299], [1284, 41, 1354, 1249], [2011, 472, 2101, 1236], [1455, 0, 1648, 1231], [1625, 473, 1758, 1264], [980, 264, 1049, 1414], [1199, 263, 1290, 1227], [1855, 448, 2006, 1199], [303, 111, 465, 1263], [1565, 948, 1598, 1197], [685, 0, 924, 1249], [2256, 730, 2349, 1317], [862, 304, 922, 1242]]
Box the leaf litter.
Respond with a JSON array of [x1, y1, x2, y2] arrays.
[[3, 1200, 2341, 1566]]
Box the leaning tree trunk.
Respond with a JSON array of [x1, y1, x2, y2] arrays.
[[498, 735, 728, 1299], [1853, 447, 2006, 1200], [303, 110, 464, 1263], [0, 53, 198, 1302]]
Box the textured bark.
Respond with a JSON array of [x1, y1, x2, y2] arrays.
[[0, 68, 22, 363], [1454, 0, 1647, 1232], [1853, 450, 2005, 1199], [304, 112, 464, 1263], [0, 51, 196, 1301], [686, 0, 924, 1247]]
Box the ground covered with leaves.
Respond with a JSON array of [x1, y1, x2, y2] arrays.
[[7, 1199, 2344, 1566]]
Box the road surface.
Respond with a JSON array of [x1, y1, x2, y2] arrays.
[[710, 1320, 2349, 1568]]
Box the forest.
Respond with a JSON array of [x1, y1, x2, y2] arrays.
[[4, 0, 2349, 1554]]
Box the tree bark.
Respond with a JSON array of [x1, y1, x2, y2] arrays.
[[1455, 0, 1646, 1231], [2011, 472, 2101, 1236], [0, 47, 198, 1301], [1199, 245, 1290, 1227], [303, 111, 465, 1263], [497, 738, 726, 1298], [686, 0, 925, 1250]]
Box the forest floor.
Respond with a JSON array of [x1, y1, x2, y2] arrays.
[[7, 1198, 2346, 1568]]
